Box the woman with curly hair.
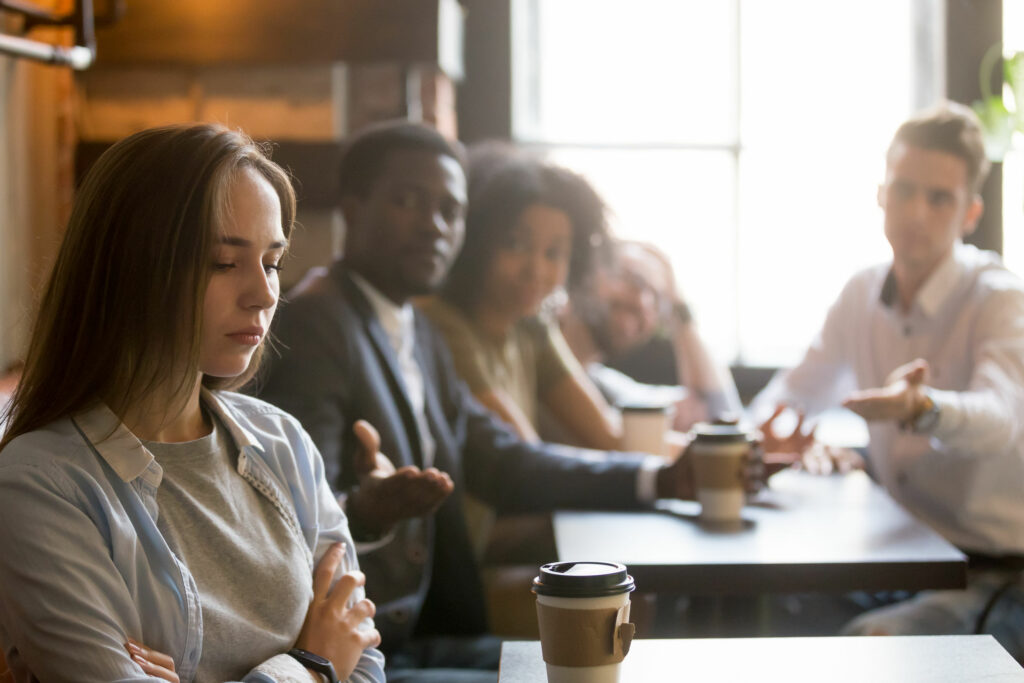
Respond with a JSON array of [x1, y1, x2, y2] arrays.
[[418, 152, 623, 450]]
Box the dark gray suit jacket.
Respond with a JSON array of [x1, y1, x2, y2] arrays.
[[258, 262, 646, 652]]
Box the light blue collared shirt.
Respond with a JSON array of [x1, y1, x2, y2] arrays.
[[0, 389, 385, 683]]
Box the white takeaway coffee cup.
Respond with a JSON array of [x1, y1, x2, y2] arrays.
[[532, 561, 636, 683], [619, 404, 671, 457], [689, 422, 755, 522]]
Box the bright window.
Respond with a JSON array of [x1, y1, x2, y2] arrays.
[[513, 0, 928, 366], [1001, 0, 1024, 278]]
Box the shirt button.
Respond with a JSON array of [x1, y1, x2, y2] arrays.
[[391, 608, 409, 624], [407, 544, 428, 564]]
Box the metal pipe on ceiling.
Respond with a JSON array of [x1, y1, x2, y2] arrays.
[[0, 0, 105, 70]]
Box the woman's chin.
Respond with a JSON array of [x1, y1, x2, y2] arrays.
[[201, 359, 252, 379], [511, 296, 545, 319]]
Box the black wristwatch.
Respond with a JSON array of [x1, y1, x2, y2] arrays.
[[287, 648, 339, 683]]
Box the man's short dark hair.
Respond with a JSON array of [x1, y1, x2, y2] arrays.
[[338, 120, 467, 199], [888, 102, 991, 195]]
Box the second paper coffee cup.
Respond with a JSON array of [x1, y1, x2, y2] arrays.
[[690, 422, 754, 521], [532, 561, 636, 683], [619, 403, 671, 457]]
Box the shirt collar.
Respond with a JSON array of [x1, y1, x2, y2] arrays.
[[72, 401, 155, 484], [71, 387, 260, 484], [916, 248, 963, 317], [201, 387, 261, 452], [879, 245, 963, 318], [349, 271, 416, 353]]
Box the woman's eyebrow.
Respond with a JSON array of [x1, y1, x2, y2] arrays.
[[218, 235, 288, 249]]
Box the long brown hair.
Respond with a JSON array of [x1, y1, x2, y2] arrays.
[[1, 124, 296, 449]]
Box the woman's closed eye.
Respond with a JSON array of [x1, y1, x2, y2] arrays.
[[212, 261, 283, 275]]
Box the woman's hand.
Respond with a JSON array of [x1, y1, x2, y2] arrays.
[[125, 639, 179, 683], [296, 543, 382, 681], [758, 405, 816, 460]]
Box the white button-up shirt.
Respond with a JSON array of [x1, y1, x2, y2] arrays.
[[350, 273, 436, 469], [753, 243, 1024, 555]]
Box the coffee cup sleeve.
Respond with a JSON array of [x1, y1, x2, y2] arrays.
[[614, 604, 635, 658], [536, 603, 635, 666]]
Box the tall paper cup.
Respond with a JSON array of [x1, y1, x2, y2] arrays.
[[620, 404, 671, 457], [532, 561, 636, 683], [689, 422, 754, 521]]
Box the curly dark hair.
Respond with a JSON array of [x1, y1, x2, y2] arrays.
[[442, 151, 611, 312]]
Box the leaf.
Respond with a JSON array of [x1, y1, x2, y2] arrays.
[[1005, 51, 1024, 133], [971, 96, 1016, 161]]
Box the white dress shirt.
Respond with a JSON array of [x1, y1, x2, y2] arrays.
[[752, 243, 1024, 555], [351, 273, 437, 469]]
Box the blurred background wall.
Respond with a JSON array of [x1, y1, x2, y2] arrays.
[[0, 0, 1014, 388]]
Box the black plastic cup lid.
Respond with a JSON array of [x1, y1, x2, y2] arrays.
[[532, 561, 635, 597], [692, 422, 753, 443], [618, 402, 670, 413]]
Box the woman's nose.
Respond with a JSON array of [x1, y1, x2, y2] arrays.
[[245, 269, 278, 309]]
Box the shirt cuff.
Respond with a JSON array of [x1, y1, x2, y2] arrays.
[[248, 653, 315, 682], [636, 456, 664, 503], [927, 388, 960, 438]]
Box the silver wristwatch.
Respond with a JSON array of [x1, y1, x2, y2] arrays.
[[910, 389, 941, 433]]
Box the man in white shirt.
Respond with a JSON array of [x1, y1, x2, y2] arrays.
[[753, 102, 1024, 657]]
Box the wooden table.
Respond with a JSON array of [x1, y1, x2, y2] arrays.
[[499, 636, 1024, 682], [554, 469, 966, 595]]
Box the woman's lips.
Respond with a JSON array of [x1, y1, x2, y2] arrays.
[[226, 328, 264, 346]]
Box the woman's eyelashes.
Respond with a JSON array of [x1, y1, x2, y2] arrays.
[[211, 260, 283, 274]]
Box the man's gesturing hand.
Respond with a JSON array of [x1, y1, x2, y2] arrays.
[[346, 420, 454, 535], [843, 358, 929, 422]]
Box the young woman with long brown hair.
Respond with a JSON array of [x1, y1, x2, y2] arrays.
[[0, 124, 384, 682]]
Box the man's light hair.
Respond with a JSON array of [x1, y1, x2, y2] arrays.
[[888, 101, 990, 195]]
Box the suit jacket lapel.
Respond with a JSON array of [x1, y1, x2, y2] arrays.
[[332, 264, 427, 468]]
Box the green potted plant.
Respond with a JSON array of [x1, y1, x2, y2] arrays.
[[972, 44, 1024, 161]]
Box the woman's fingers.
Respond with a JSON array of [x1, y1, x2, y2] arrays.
[[125, 640, 179, 683], [328, 570, 366, 610], [344, 597, 377, 624], [312, 542, 346, 599], [132, 656, 180, 683], [126, 640, 175, 670]]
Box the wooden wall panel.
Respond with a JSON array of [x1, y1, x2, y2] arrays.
[[92, 0, 460, 68]]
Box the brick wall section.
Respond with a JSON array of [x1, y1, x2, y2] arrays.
[[74, 61, 459, 289], [420, 65, 458, 139], [0, 5, 77, 366], [347, 63, 458, 138]]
